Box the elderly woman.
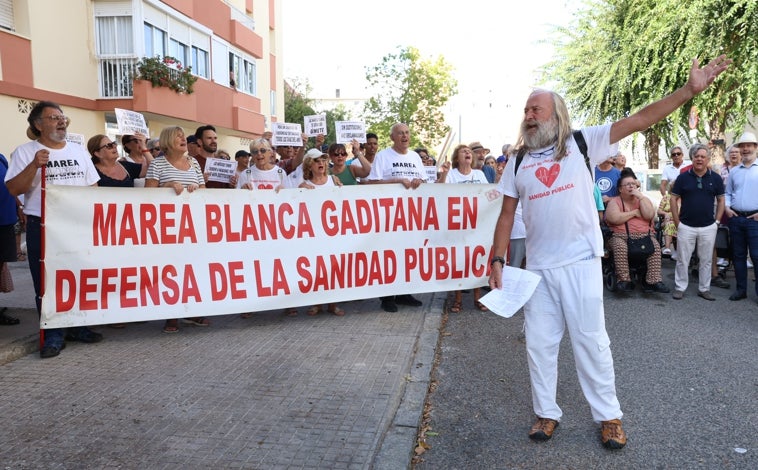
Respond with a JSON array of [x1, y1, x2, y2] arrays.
[[605, 168, 670, 293], [145, 126, 208, 332], [438, 144, 489, 312], [88, 134, 146, 187], [237, 138, 290, 191]]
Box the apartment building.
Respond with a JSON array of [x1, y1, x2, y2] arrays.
[[0, 0, 283, 155]]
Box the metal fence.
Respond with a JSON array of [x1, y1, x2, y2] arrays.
[[100, 57, 138, 98]]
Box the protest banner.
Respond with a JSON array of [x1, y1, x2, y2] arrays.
[[335, 121, 367, 144], [205, 158, 236, 184], [272, 122, 303, 147], [304, 114, 327, 137], [114, 108, 149, 136], [41, 184, 503, 328]]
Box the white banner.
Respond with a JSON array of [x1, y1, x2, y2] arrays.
[[41, 184, 503, 328]]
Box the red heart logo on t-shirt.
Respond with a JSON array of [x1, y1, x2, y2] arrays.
[[535, 164, 560, 188], [258, 183, 274, 189]]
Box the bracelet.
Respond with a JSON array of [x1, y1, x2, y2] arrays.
[[490, 256, 506, 267]]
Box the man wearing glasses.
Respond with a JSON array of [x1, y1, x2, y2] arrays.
[[670, 143, 725, 300], [5, 101, 101, 358], [660, 146, 690, 195]]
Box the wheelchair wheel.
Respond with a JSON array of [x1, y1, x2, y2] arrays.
[[604, 270, 617, 292]]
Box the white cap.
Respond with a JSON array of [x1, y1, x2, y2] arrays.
[[304, 148, 326, 158]]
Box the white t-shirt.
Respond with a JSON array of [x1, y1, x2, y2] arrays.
[[498, 125, 616, 270], [511, 202, 526, 240], [662, 161, 691, 186], [237, 165, 292, 190], [304, 176, 337, 188], [367, 148, 425, 181], [6, 140, 100, 217], [445, 168, 488, 184]]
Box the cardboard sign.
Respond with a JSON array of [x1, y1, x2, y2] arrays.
[[335, 121, 367, 144], [114, 108, 149, 136], [304, 114, 327, 137], [205, 158, 236, 184]]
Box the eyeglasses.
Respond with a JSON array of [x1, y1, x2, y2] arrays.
[[149, 147, 160, 152], [696, 176, 702, 189], [331, 152, 347, 157], [98, 142, 117, 150], [671, 152, 683, 157], [622, 182, 639, 188], [39, 115, 67, 123], [250, 148, 268, 155]]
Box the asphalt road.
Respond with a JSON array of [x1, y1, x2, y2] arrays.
[[415, 262, 757, 469]]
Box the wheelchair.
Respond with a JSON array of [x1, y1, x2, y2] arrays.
[[601, 218, 663, 293]]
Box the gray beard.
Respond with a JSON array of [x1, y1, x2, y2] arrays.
[[522, 118, 558, 150]]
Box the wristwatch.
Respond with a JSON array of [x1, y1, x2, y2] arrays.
[[490, 256, 505, 267]]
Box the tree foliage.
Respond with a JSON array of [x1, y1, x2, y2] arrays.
[[363, 46, 457, 149], [283, 79, 350, 145], [546, 0, 758, 168]]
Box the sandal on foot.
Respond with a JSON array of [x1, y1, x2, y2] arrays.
[[162, 319, 179, 333], [284, 308, 298, 317], [307, 306, 322, 316], [181, 317, 210, 327], [0, 308, 20, 325], [328, 306, 345, 316], [475, 301, 489, 312], [449, 300, 462, 313], [16, 252, 26, 262]]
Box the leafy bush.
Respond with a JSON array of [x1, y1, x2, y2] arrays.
[[135, 56, 198, 94]]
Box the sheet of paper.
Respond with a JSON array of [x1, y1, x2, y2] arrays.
[[478, 266, 541, 318]]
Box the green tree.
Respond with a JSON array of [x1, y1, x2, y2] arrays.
[[546, 0, 758, 168], [284, 79, 349, 146], [363, 46, 457, 149]]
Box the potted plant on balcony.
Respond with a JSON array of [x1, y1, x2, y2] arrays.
[[134, 55, 198, 94]]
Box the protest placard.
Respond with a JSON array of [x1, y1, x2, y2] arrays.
[[205, 158, 236, 184], [304, 114, 327, 137], [272, 122, 303, 147], [114, 108, 149, 136], [335, 121, 366, 144]]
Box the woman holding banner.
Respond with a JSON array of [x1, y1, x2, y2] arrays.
[[237, 138, 292, 191], [438, 144, 490, 313], [145, 126, 208, 333]]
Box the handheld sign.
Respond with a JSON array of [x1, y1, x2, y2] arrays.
[[205, 158, 236, 184], [272, 122, 303, 147], [335, 121, 366, 144], [114, 108, 149, 136], [304, 114, 327, 137], [65, 133, 86, 147]]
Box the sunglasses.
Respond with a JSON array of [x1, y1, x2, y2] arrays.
[[250, 148, 269, 155], [696, 176, 702, 189], [331, 152, 348, 157], [98, 142, 117, 150], [149, 147, 160, 152]]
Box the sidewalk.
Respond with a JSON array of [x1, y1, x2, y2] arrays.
[[0, 260, 441, 469]]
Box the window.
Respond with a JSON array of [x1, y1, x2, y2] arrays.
[[169, 38, 189, 66], [144, 22, 167, 58], [0, 0, 14, 32], [96, 16, 133, 56], [230, 52, 256, 95], [191, 46, 209, 79]]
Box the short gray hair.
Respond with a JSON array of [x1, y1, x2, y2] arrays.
[[689, 143, 709, 159]]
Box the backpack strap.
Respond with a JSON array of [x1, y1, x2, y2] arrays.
[[514, 129, 591, 176]]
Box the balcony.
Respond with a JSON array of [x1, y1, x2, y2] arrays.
[[99, 57, 138, 98]]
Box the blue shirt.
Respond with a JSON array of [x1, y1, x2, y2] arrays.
[[0, 154, 18, 225], [671, 169, 724, 227], [594, 166, 621, 198], [482, 164, 496, 183], [725, 161, 758, 212]]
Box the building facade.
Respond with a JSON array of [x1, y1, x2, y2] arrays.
[[0, 0, 283, 154]]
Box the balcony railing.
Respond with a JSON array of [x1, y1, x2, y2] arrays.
[[100, 57, 138, 98]]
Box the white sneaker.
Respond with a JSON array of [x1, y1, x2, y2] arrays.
[[662, 248, 672, 255], [717, 258, 729, 267], [671, 252, 678, 261]]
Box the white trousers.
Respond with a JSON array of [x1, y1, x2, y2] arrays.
[[524, 257, 622, 422], [674, 222, 717, 293]]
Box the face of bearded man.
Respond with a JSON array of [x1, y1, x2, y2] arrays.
[[522, 115, 558, 150]]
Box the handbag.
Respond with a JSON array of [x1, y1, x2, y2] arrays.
[[622, 199, 654, 259], [0, 263, 13, 293]]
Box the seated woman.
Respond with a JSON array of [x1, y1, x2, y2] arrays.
[[604, 169, 670, 293]]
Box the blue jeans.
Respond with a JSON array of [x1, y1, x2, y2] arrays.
[[26, 216, 64, 348], [727, 215, 758, 295]]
